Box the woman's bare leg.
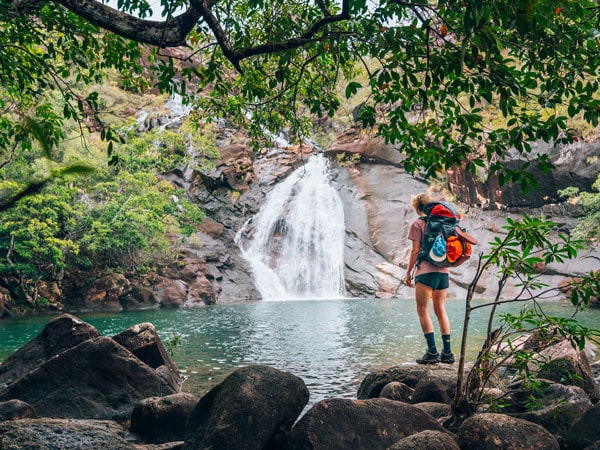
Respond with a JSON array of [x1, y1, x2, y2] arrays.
[[415, 282, 434, 334], [432, 289, 450, 335]]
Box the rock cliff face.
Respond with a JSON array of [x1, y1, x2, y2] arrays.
[[14, 123, 598, 313], [447, 140, 600, 210], [324, 129, 600, 301], [164, 124, 599, 304]]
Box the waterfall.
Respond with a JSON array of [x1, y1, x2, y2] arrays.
[[236, 154, 346, 301]]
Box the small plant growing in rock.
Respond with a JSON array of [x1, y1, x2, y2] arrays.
[[165, 334, 183, 357]]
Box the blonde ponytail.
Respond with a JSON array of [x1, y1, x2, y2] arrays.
[[412, 193, 431, 213]]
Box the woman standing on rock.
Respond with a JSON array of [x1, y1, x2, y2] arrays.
[[404, 192, 455, 364]]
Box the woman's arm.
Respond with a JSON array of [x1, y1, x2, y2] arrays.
[[405, 239, 420, 287]]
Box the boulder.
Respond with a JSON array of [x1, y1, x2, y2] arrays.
[[0, 313, 100, 390], [532, 339, 596, 394], [149, 277, 188, 308], [410, 370, 457, 405], [112, 322, 181, 391], [387, 429, 460, 450], [119, 285, 160, 310], [0, 399, 37, 420], [566, 402, 600, 450], [69, 273, 131, 311], [324, 128, 404, 167], [379, 381, 413, 402], [357, 365, 430, 399], [183, 365, 309, 450], [154, 256, 216, 306], [0, 418, 137, 449], [413, 402, 453, 425], [130, 393, 199, 444], [208, 143, 257, 192], [0, 286, 12, 318], [504, 380, 592, 438], [284, 397, 453, 450], [457, 413, 560, 449], [0, 336, 178, 420]]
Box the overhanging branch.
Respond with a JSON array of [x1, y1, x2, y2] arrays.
[[190, 0, 352, 73], [55, 0, 202, 47], [15, 0, 353, 71]]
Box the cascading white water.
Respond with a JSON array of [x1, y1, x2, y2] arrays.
[[236, 154, 346, 301]]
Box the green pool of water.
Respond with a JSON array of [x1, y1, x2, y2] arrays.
[[1, 298, 597, 404]]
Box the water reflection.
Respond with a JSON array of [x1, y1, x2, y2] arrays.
[[1, 298, 597, 407]]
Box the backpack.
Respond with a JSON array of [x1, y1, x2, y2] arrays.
[[417, 201, 478, 268]]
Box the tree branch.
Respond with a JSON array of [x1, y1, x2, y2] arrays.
[[54, 0, 202, 47], [235, 0, 351, 61], [189, 0, 243, 72], [189, 0, 352, 72], [11, 0, 353, 73]]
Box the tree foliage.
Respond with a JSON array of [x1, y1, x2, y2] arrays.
[[559, 173, 600, 242], [0, 123, 206, 307], [454, 215, 600, 415], [2, 0, 599, 185]]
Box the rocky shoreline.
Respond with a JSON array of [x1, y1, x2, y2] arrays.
[[1, 313, 599, 449]]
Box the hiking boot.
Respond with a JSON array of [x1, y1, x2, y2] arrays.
[[416, 351, 440, 364], [441, 351, 455, 364]]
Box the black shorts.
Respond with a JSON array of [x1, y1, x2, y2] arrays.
[[415, 272, 449, 291]]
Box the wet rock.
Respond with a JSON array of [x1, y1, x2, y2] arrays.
[[505, 380, 592, 439], [413, 402, 453, 425], [379, 381, 413, 402], [357, 365, 430, 399], [186, 230, 261, 304], [67, 274, 131, 311], [324, 129, 404, 167], [566, 402, 600, 450], [199, 143, 257, 193], [143, 444, 184, 450], [559, 275, 600, 308], [0, 336, 178, 420], [119, 285, 160, 310], [284, 397, 453, 450], [0, 286, 11, 318], [0, 313, 100, 390], [0, 418, 137, 449], [411, 370, 458, 405], [112, 322, 182, 392], [149, 277, 188, 308], [183, 365, 309, 450], [0, 399, 37, 420], [134, 266, 216, 308], [197, 218, 224, 238], [457, 413, 560, 450], [532, 339, 596, 394], [387, 429, 460, 450], [130, 393, 199, 443]]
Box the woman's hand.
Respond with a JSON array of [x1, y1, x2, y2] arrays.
[[405, 272, 413, 287]]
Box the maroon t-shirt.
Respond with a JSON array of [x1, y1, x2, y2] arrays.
[[408, 218, 449, 277]]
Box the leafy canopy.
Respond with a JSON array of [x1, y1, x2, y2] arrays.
[[1, 0, 599, 184]]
